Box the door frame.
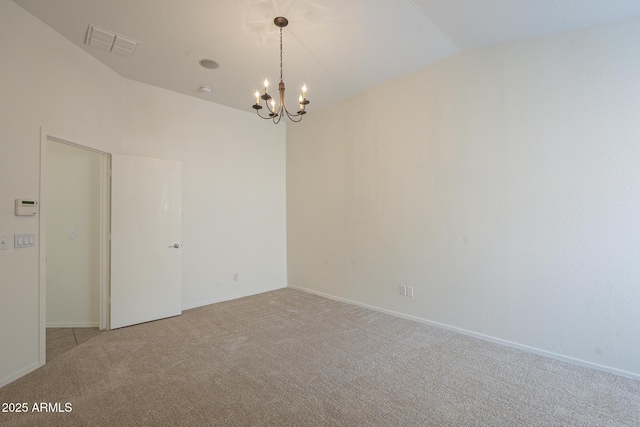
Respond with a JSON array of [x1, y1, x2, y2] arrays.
[[38, 129, 111, 365]]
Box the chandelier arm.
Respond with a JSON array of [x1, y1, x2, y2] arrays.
[[282, 104, 299, 118], [283, 102, 306, 120], [256, 108, 276, 120], [284, 109, 304, 122]]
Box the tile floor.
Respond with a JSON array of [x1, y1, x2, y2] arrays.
[[46, 327, 103, 361]]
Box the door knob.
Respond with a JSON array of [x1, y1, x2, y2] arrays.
[[169, 243, 182, 249]]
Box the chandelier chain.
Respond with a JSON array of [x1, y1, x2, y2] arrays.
[[279, 27, 283, 82]]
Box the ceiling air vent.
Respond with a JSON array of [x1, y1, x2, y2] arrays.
[[86, 24, 138, 58]]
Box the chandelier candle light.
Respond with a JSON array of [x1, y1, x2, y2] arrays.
[[252, 17, 309, 123]]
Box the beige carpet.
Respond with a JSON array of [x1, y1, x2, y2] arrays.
[[1, 288, 639, 426]]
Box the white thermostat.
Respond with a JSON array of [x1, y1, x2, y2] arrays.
[[15, 199, 39, 216]]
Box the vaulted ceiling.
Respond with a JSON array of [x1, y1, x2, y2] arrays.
[[13, 0, 640, 113]]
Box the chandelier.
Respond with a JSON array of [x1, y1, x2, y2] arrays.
[[252, 17, 309, 124]]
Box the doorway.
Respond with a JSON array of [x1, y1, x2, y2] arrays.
[[39, 134, 111, 363], [45, 139, 102, 327], [43, 139, 110, 360]]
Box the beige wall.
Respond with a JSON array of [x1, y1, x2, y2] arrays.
[[287, 18, 640, 379], [0, 1, 286, 386]]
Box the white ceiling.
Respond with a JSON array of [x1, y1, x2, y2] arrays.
[[12, 0, 640, 113]]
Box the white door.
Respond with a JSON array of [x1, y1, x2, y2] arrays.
[[110, 154, 182, 329]]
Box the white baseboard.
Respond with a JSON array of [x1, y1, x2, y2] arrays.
[[181, 285, 287, 311], [288, 284, 640, 382], [46, 323, 99, 328], [0, 361, 42, 389]]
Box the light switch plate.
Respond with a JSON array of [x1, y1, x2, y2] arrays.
[[14, 233, 36, 249]]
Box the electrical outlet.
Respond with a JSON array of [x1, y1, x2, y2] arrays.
[[399, 285, 414, 297], [233, 273, 239, 281]]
